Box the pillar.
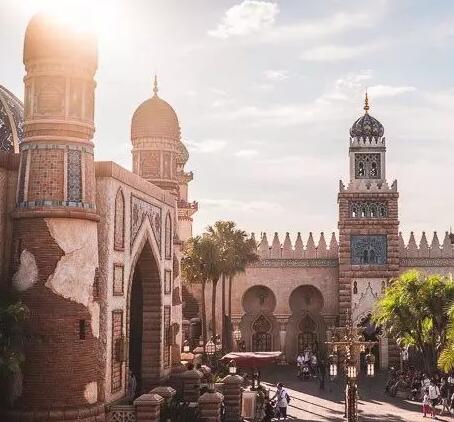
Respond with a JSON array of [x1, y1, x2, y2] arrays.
[[134, 393, 164, 422], [181, 369, 202, 402], [277, 317, 288, 358], [222, 375, 243, 422], [198, 391, 224, 422]]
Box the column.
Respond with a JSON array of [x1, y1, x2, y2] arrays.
[[134, 393, 164, 422], [198, 391, 224, 422], [181, 368, 202, 402], [222, 375, 243, 422]]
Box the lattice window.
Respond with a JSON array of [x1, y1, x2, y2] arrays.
[[299, 315, 316, 332], [252, 315, 272, 352], [114, 189, 125, 250], [354, 153, 381, 179], [298, 332, 318, 354], [350, 201, 388, 218], [113, 264, 124, 296], [67, 149, 82, 202], [351, 235, 387, 265], [164, 306, 171, 368], [111, 310, 123, 393], [164, 270, 172, 294], [165, 212, 172, 259], [17, 150, 28, 203]]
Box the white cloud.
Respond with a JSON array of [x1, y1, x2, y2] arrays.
[[208, 1, 279, 39], [264, 69, 288, 81], [368, 84, 416, 97], [185, 139, 227, 153], [235, 149, 259, 158], [301, 44, 365, 62]]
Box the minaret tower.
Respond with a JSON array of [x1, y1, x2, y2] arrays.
[[131, 77, 197, 241], [338, 95, 399, 363], [7, 13, 103, 420]]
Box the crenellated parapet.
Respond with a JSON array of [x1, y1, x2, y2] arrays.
[[349, 136, 386, 148], [255, 231, 339, 260], [340, 178, 398, 193], [399, 231, 454, 259]]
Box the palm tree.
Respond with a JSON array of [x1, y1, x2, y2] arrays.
[[181, 235, 220, 344]]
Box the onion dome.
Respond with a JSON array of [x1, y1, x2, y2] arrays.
[[23, 13, 97, 68], [350, 93, 384, 139], [131, 76, 181, 141], [0, 85, 24, 153]]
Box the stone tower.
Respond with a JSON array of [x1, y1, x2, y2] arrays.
[[131, 77, 197, 242], [337, 94, 399, 333], [7, 13, 103, 420]]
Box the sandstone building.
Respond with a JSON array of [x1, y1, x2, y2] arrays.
[[0, 13, 196, 421], [183, 96, 454, 369]]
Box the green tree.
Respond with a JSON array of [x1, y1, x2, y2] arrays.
[[373, 270, 454, 372], [438, 304, 454, 373], [181, 235, 220, 344]]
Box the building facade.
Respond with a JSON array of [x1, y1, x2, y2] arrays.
[[0, 13, 196, 421], [183, 97, 454, 369]]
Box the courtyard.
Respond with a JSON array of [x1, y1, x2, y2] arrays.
[[260, 365, 451, 422]]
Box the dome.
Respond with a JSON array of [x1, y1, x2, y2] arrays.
[[131, 78, 181, 141], [176, 141, 189, 164], [23, 13, 97, 68], [0, 85, 24, 153], [350, 94, 384, 139]]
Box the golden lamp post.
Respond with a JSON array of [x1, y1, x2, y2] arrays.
[[326, 313, 377, 422]]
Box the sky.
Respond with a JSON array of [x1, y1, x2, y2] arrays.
[[1, 0, 454, 245]]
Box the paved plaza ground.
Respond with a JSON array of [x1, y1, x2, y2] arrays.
[[260, 365, 452, 421]]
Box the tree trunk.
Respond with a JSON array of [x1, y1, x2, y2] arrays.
[[201, 278, 207, 344], [221, 274, 226, 349], [211, 279, 218, 339], [228, 275, 233, 318]]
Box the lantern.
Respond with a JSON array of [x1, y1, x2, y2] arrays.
[[228, 359, 237, 375], [183, 339, 190, 353], [233, 329, 242, 342], [360, 344, 365, 353], [198, 337, 204, 347], [205, 340, 216, 356], [252, 368, 260, 390], [329, 353, 338, 378], [347, 361, 357, 379], [366, 352, 375, 377]]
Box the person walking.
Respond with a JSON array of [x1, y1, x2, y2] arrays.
[[296, 353, 304, 378], [271, 382, 290, 422], [423, 389, 431, 418], [440, 378, 450, 416], [428, 379, 440, 419], [318, 359, 326, 390]]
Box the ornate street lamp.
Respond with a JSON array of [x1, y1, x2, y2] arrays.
[[329, 352, 338, 378], [205, 340, 216, 355], [228, 359, 237, 375]]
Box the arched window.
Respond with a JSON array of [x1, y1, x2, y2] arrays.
[[358, 161, 365, 176], [370, 161, 378, 177], [114, 189, 125, 250], [352, 206, 358, 218], [361, 205, 367, 218], [165, 212, 172, 259], [369, 249, 376, 264], [370, 204, 377, 218], [379, 206, 387, 217], [363, 249, 369, 264], [298, 315, 318, 354], [252, 315, 272, 352], [353, 281, 358, 294]]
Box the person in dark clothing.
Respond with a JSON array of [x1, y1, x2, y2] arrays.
[[262, 398, 275, 422], [318, 360, 327, 390]]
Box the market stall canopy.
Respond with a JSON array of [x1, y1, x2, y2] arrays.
[[220, 352, 282, 368]]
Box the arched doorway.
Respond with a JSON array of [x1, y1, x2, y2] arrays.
[[286, 285, 325, 360], [128, 240, 162, 394], [297, 315, 318, 354], [239, 285, 278, 352], [252, 315, 272, 352]]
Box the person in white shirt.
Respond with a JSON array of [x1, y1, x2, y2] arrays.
[[271, 382, 290, 421], [428, 380, 440, 419], [296, 353, 304, 377]]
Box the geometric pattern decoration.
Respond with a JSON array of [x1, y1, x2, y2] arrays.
[[67, 149, 82, 202], [130, 194, 161, 250], [163, 306, 171, 368], [113, 264, 124, 296], [351, 235, 387, 265], [354, 153, 381, 179], [114, 189, 125, 250], [350, 112, 384, 139], [0, 85, 24, 153], [164, 270, 172, 294], [164, 212, 172, 259], [111, 310, 123, 393], [252, 314, 271, 333], [350, 201, 387, 218]]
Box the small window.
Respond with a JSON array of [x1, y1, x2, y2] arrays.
[[79, 319, 87, 340], [353, 281, 358, 295], [370, 162, 378, 177], [358, 162, 365, 176]]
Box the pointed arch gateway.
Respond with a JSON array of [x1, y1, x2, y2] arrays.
[[126, 237, 162, 394]]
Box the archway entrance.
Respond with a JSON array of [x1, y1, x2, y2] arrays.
[[128, 241, 162, 394], [252, 315, 272, 352], [297, 315, 318, 354]]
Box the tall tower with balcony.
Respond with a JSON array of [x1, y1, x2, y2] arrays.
[[338, 95, 399, 348], [131, 77, 197, 241], [7, 13, 103, 420]]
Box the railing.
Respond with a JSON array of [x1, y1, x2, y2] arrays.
[[106, 404, 136, 422]]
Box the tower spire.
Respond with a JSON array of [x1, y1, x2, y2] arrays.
[[364, 91, 369, 114], [153, 74, 158, 96]]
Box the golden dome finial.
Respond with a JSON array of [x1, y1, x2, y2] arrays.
[[153, 74, 158, 96], [364, 91, 369, 113]]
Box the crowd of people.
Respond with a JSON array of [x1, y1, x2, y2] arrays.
[[386, 368, 454, 418]]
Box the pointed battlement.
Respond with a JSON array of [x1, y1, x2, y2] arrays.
[[349, 136, 386, 148], [399, 231, 454, 258], [256, 232, 339, 259]]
